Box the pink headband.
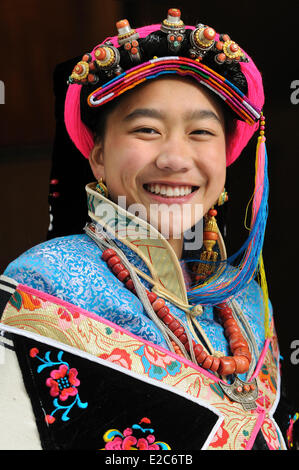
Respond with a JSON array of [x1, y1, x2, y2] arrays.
[[64, 23, 264, 166]]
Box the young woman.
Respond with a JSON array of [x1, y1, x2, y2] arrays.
[[1, 9, 297, 451]]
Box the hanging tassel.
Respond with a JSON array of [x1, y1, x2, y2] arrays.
[[252, 114, 272, 338]]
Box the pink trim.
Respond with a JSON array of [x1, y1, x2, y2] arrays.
[[18, 283, 221, 382], [250, 339, 271, 380], [245, 409, 266, 450]]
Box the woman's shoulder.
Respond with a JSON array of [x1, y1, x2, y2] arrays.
[[3, 234, 106, 291]]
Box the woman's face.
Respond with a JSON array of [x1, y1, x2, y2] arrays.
[[89, 77, 226, 253]]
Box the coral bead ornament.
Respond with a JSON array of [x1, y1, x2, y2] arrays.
[[101, 247, 252, 377]]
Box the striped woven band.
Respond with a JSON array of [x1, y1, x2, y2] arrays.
[[87, 56, 261, 125]]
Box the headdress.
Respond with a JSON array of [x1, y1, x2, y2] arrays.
[[64, 9, 270, 336]]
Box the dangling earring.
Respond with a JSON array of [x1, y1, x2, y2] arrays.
[[194, 207, 219, 281], [217, 188, 228, 207], [96, 178, 109, 198], [192, 189, 228, 283]]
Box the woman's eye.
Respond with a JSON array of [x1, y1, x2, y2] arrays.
[[134, 127, 158, 134], [191, 129, 213, 136]]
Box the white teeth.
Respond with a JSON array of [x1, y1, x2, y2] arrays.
[[146, 183, 193, 197]]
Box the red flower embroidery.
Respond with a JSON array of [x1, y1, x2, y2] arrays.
[[46, 364, 80, 401], [99, 348, 132, 370], [29, 348, 39, 358], [209, 424, 229, 448]]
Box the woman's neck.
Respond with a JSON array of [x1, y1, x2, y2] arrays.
[[167, 237, 184, 260]]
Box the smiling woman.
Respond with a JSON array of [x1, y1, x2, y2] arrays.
[[88, 76, 226, 256], [1, 8, 298, 451]]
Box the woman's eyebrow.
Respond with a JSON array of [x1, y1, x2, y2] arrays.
[[183, 109, 221, 123], [122, 108, 221, 123], [123, 108, 166, 121]]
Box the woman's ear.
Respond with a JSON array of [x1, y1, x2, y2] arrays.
[[89, 140, 105, 181]]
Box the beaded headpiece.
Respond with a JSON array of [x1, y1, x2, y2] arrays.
[[65, 8, 264, 166]]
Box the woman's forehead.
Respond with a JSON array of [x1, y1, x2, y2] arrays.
[[107, 76, 226, 121]]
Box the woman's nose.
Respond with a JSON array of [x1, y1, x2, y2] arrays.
[[155, 138, 193, 172]]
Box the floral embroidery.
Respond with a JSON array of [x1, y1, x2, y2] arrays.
[[9, 290, 41, 312], [29, 347, 88, 424], [258, 363, 277, 395], [209, 424, 229, 448], [99, 347, 132, 370], [46, 364, 80, 401], [57, 307, 81, 330], [135, 345, 181, 380], [261, 418, 281, 450], [102, 417, 171, 450]]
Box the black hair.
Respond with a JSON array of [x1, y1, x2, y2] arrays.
[[80, 28, 248, 139]]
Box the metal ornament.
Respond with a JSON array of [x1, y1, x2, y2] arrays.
[[189, 23, 216, 60], [94, 42, 122, 77], [117, 19, 141, 63], [219, 377, 258, 411], [161, 8, 185, 53]]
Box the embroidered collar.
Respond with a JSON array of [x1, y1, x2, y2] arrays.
[[86, 182, 190, 308]]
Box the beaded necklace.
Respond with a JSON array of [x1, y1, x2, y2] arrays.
[[101, 246, 252, 377]]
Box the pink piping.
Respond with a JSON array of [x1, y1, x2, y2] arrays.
[[18, 283, 221, 382]]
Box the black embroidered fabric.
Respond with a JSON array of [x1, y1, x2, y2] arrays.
[[13, 335, 219, 450]]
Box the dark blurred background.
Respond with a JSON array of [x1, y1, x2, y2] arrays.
[[1, 0, 298, 408]]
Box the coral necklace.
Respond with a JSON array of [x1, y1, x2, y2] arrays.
[[101, 248, 251, 377]]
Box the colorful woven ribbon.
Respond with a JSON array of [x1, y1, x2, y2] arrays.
[[88, 57, 261, 125]]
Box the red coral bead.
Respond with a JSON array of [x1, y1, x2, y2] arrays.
[[125, 279, 135, 290], [209, 356, 220, 372], [163, 313, 174, 325], [208, 208, 217, 217], [203, 27, 216, 41], [230, 42, 239, 53], [218, 357, 236, 375], [168, 8, 181, 17], [225, 325, 240, 337], [173, 326, 185, 338], [216, 53, 226, 63], [95, 47, 107, 60], [152, 298, 166, 312], [233, 355, 249, 374], [102, 249, 117, 261], [107, 255, 121, 267], [230, 336, 248, 351], [117, 270, 130, 282], [217, 307, 233, 321], [156, 306, 170, 319], [147, 292, 157, 303], [233, 347, 251, 362], [178, 333, 188, 345], [112, 262, 125, 274], [193, 343, 203, 356], [195, 349, 208, 364], [223, 318, 237, 329], [202, 355, 213, 370], [168, 319, 181, 331]]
